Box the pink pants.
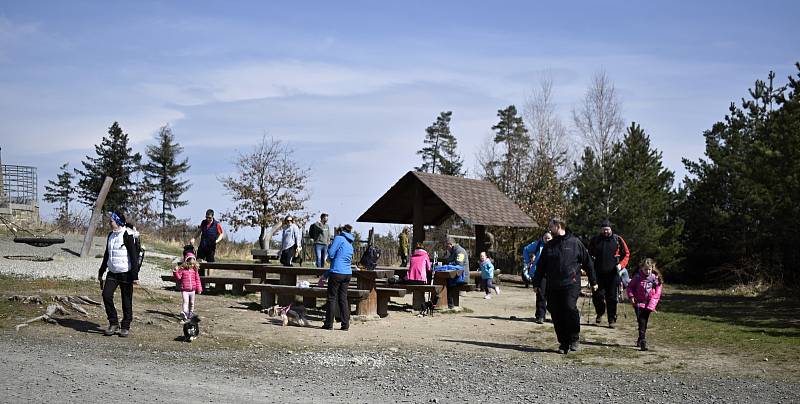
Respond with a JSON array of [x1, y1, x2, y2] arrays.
[[181, 291, 196, 316]]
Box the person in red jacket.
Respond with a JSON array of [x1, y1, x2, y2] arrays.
[[173, 252, 203, 321], [588, 220, 630, 328]]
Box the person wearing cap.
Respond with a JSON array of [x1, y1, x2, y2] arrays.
[[173, 252, 203, 321], [532, 217, 597, 354], [279, 215, 302, 266], [98, 211, 140, 337], [588, 219, 630, 328], [190, 209, 224, 262]]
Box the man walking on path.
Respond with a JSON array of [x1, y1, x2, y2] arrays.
[[588, 220, 630, 328], [309, 213, 331, 268], [190, 209, 224, 262], [398, 227, 410, 267], [533, 217, 597, 354], [279, 215, 302, 266]]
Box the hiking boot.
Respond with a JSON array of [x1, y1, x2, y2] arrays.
[[321, 324, 333, 330], [569, 341, 579, 352], [104, 325, 119, 336], [635, 339, 642, 348], [640, 340, 648, 351], [119, 329, 130, 338], [595, 315, 603, 324], [557, 345, 568, 355], [340, 325, 349, 331], [534, 317, 544, 324], [608, 321, 616, 329]]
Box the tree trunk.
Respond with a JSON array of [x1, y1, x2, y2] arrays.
[[259, 225, 267, 249]]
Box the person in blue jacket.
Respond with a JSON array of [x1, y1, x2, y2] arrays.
[[319, 224, 355, 331], [522, 231, 553, 323]]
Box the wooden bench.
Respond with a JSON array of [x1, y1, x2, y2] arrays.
[[251, 249, 279, 263], [375, 287, 406, 318], [161, 274, 268, 295], [375, 283, 442, 310], [244, 283, 371, 310]]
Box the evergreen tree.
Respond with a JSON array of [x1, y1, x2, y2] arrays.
[[75, 122, 142, 215], [613, 122, 682, 271], [415, 111, 465, 176], [570, 146, 619, 239], [43, 163, 76, 224], [681, 64, 800, 286], [490, 105, 530, 199], [142, 125, 191, 227]]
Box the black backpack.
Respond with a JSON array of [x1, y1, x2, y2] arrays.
[[359, 245, 382, 270]]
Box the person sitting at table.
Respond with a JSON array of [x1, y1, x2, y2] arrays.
[[445, 237, 470, 309], [319, 224, 355, 331], [404, 242, 431, 285]]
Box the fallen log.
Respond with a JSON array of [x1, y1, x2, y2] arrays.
[[15, 304, 67, 331]]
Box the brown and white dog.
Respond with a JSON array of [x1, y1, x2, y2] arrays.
[[265, 304, 310, 327]]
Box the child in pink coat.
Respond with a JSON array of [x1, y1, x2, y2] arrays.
[[173, 252, 203, 320], [626, 258, 663, 351]]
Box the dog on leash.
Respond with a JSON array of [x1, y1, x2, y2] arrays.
[[265, 304, 310, 327], [419, 293, 439, 317], [182, 315, 201, 342]]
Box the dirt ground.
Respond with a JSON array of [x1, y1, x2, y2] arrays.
[[2, 274, 790, 379]]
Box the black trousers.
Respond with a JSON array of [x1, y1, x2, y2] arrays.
[[447, 282, 467, 308], [535, 277, 547, 321], [636, 307, 652, 342], [546, 284, 581, 346], [197, 242, 216, 262], [102, 272, 133, 330], [280, 245, 297, 266], [592, 271, 620, 322], [324, 274, 351, 327]]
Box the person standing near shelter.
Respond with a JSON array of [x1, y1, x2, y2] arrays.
[[398, 227, 410, 267], [522, 231, 553, 323], [309, 213, 331, 268], [588, 220, 630, 328], [190, 209, 224, 263], [279, 215, 302, 266], [319, 224, 355, 330], [98, 211, 140, 337], [445, 237, 470, 309], [533, 217, 597, 354]]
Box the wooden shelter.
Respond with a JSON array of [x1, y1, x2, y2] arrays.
[[357, 171, 536, 261]]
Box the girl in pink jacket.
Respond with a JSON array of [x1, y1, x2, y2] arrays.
[[626, 258, 663, 351], [173, 252, 203, 321], [405, 242, 431, 284]]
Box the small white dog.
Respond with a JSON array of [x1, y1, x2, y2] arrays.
[[265, 304, 310, 327]]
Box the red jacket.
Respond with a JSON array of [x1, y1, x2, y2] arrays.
[[407, 249, 431, 283], [173, 266, 203, 293]]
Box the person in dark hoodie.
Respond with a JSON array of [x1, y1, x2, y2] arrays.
[[97, 211, 140, 337], [319, 224, 355, 331], [588, 220, 630, 328], [532, 217, 597, 354]]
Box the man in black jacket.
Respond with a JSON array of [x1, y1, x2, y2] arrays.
[[588, 220, 630, 328], [533, 217, 597, 354]]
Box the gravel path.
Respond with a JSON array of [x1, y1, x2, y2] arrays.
[[0, 235, 171, 288], [1, 334, 796, 403]]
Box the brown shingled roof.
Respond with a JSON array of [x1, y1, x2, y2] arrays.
[[357, 171, 536, 228]]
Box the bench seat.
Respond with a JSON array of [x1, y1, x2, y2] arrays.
[[375, 287, 406, 318], [244, 283, 370, 309], [161, 274, 268, 294]]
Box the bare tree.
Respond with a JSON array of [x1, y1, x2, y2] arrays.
[[571, 70, 625, 218], [219, 136, 311, 249]]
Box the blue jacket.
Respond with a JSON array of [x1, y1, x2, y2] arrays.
[[480, 259, 495, 280], [522, 239, 546, 279], [325, 231, 354, 276]]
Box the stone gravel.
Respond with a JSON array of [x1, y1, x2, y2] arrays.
[[0, 234, 171, 288]]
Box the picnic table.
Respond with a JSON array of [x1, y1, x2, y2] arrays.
[[200, 262, 397, 318], [374, 265, 465, 309]]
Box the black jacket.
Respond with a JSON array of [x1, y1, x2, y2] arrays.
[[532, 232, 596, 289], [98, 229, 140, 282]]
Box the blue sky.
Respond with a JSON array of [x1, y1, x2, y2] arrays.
[[1, 1, 798, 241]]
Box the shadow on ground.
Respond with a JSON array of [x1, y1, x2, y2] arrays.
[[56, 318, 104, 334], [441, 338, 557, 354]]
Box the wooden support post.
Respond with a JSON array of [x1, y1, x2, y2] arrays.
[[81, 176, 113, 258]]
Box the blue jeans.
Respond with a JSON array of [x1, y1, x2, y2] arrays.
[[314, 243, 327, 268]]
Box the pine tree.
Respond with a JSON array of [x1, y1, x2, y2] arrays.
[[415, 111, 465, 176], [491, 105, 530, 199], [43, 163, 76, 224], [74, 122, 142, 215], [142, 125, 191, 227], [613, 122, 682, 271], [570, 146, 618, 239]]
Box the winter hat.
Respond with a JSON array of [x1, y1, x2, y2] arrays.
[[184, 252, 196, 262], [599, 219, 613, 229], [109, 211, 125, 226]]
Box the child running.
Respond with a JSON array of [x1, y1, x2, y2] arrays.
[[479, 252, 500, 299], [173, 252, 203, 321], [626, 258, 663, 351]]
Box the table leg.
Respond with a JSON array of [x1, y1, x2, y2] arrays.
[[356, 277, 377, 316]]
